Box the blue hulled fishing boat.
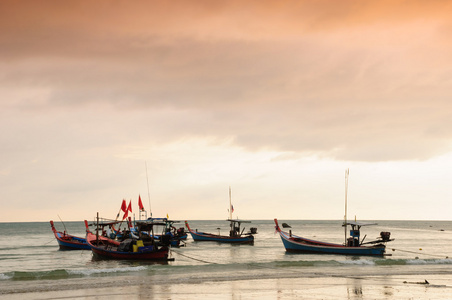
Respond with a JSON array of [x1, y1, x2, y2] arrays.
[[50, 220, 90, 250], [185, 187, 257, 244], [185, 219, 256, 244], [274, 219, 391, 256]]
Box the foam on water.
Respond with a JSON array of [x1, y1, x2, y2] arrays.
[[406, 258, 452, 265], [0, 273, 12, 280], [338, 259, 376, 265], [67, 266, 148, 276]]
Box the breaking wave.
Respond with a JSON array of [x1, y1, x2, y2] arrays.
[[0, 266, 148, 281]]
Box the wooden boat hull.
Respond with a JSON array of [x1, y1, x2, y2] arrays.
[[85, 221, 172, 261], [55, 232, 91, 250], [185, 221, 254, 244], [50, 220, 90, 250], [274, 219, 386, 256], [90, 244, 170, 260]]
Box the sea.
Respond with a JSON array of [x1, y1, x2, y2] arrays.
[[1, 220, 452, 299]]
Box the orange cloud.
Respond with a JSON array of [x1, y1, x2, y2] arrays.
[[1, 0, 452, 162]]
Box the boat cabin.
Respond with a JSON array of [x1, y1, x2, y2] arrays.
[[145, 217, 185, 238], [227, 219, 257, 237], [343, 221, 392, 247], [134, 220, 173, 246]]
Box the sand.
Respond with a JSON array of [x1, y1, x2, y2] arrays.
[[2, 274, 451, 299]]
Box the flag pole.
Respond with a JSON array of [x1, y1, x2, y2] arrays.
[[115, 204, 122, 222]]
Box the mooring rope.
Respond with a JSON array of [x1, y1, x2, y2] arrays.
[[173, 246, 450, 267], [170, 246, 452, 288], [389, 247, 450, 259], [171, 249, 219, 265], [43, 238, 56, 246]]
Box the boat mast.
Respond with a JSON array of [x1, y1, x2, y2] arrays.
[[96, 212, 99, 245], [344, 168, 349, 244], [229, 186, 234, 235], [229, 186, 232, 220]]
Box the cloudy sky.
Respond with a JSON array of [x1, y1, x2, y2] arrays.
[[1, 0, 452, 222]]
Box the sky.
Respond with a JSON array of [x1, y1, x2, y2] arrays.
[[1, 0, 452, 222]]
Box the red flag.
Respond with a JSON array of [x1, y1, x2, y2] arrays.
[[121, 199, 127, 213], [138, 195, 144, 211], [123, 210, 128, 220], [127, 200, 132, 213]]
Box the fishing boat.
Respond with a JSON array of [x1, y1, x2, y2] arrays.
[[84, 217, 174, 261], [274, 219, 392, 256], [49, 220, 90, 250], [274, 169, 393, 256], [185, 187, 257, 244], [185, 220, 256, 243]]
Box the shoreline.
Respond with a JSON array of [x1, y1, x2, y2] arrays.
[[2, 274, 452, 300]]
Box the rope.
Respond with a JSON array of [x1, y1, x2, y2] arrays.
[[174, 246, 450, 266], [43, 238, 56, 246], [389, 247, 450, 259], [171, 247, 450, 288], [171, 249, 219, 264]]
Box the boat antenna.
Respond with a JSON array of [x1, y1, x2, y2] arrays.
[[344, 168, 349, 244], [57, 214, 68, 233], [145, 161, 152, 218], [229, 186, 232, 220]]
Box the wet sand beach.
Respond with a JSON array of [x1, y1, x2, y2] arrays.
[[2, 274, 452, 300]]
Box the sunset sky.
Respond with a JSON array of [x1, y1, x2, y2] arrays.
[[1, 0, 452, 222]]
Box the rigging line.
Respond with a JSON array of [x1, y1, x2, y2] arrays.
[[43, 238, 56, 246], [389, 247, 450, 259], [171, 249, 219, 265], [57, 214, 68, 234]]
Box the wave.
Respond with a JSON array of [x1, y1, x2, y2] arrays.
[[257, 257, 452, 269], [2, 258, 452, 282], [406, 258, 452, 265], [0, 254, 22, 260], [0, 266, 149, 281], [339, 259, 375, 265], [0, 273, 12, 280], [6, 269, 71, 280], [0, 244, 56, 251], [67, 266, 147, 276]]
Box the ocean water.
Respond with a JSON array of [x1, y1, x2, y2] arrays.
[[1, 220, 452, 299]]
